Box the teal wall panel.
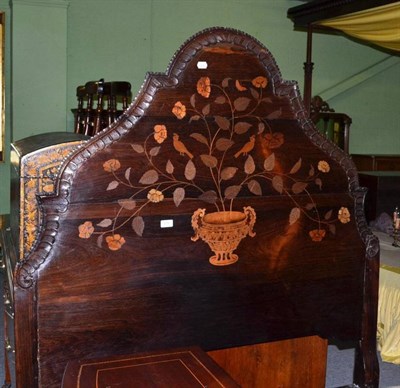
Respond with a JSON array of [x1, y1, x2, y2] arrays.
[[11, 0, 68, 140], [0, 0, 11, 214]]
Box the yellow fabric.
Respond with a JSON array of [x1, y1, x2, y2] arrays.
[[377, 266, 400, 364], [318, 2, 400, 52]]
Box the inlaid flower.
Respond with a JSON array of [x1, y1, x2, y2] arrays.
[[264, 132, 284, 149], [317, 160, 330, 173], [147, 188, 164, 203], [309, 229, 326, 242], [154, 124, 167, 144], [172, 101, 186, 120], [106, 234, 126, 251], [252, 76, 268, 88], [103, 159, 121, 172], [197, 77, 211, 98], [338, 207, 351, 224], [78, 221, 94, 239]]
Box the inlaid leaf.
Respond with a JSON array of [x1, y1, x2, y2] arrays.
[[247, 180, 262, 196], [267, 109, 282, 120], [309, 164, 315, 177], [224, 185, 242, 200], [222, 77, 231, 88], [289, 158, 302, 174], [216, 138, 234, 151], [258, 122, 265, 134], [235, 80, 247, 91], [305, 203, 315, 210], [184, 159, 196, 180], [215, 96, 226, 104], [315, 178, 322, 189], [190, 93, 196, 108], [173, 187, 185, 207], [125, 167, 131, 181], [244, 155, 255, 174], [272, 175, 283, 194], [289, 207, 301, 225], [190, 132, 209, 146], [292, 181, 308, 194], [118, 199, 136, 210], [215, 115, 230, 130], [262, 97, 272, 104], [97, 235, 103, 248], [131, 144, 144, 153], [324, 209, 333, 220], [234, 97, 251, 111], [149, 146, 161, 156], [97, 218, 112, 227], [221, 167, 238, 180], [200, 154, 218, 168], [139, 170, 159, 185], [250, 87, 259, 100], [202, 104, 210, 116], [166, 160, 174, 174], [328, 223, 336, 235], [234, 121, 252, 135], [263, 153, 275, 171], [132, 216, 144, 237], [107, 181, 119, 191], [199, 190, 217, 204], [189, 115, 201, 123]]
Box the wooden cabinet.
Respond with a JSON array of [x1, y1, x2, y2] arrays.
[[352, 154, 400, 172], [1, 133, 86, 387], [62, 340, 328, 388], [62, 347, 240, 388]]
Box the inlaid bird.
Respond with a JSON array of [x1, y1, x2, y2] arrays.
[[173, 133, 194, 159], [234, 135, 256, 158]]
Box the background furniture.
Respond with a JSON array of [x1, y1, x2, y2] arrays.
[[287, 0, 400, 115], [62, 347, 239, 388], [358, 172, 400, 222], [2, 28, 379, 387], [352, 154, 400, 172], [73, 79, 131, 136], [310, 95, 351, 153]]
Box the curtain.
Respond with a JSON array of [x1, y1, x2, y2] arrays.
[[317, 2, 400, 52]]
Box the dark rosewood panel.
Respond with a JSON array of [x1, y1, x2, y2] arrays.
[[11, 28, 379, 387]]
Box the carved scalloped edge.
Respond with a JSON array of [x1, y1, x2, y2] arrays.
[[15, 26, 362, 288], [353, 187, 380, 259], [16, 215, 60, 288]]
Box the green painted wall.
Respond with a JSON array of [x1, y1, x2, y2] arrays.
[[0, 0, 11, 214], [0, 0, 399, 214], [11, 0, 68, 140]]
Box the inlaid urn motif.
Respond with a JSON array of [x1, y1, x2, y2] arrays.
[[191, 207, 256, 266]]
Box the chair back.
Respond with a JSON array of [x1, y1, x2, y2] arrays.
[[310, 96, 351, 154], [74, 79, 131, 136]]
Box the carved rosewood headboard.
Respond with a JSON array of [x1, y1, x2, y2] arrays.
[[14, 27, 379, 387]]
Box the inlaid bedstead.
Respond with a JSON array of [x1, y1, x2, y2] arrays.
[[5, 28, 380, 387]]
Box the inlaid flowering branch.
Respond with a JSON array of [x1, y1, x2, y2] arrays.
[[78, 75, 351, 252]]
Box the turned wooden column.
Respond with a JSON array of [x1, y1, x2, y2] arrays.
[[303, 24, 314, 117]]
